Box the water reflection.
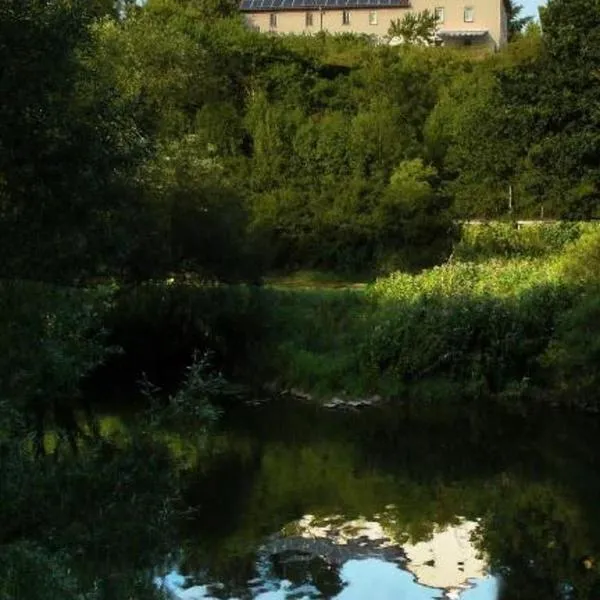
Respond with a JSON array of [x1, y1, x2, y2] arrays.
[[157, 515, 498, 599], [153, 400, 600, 600]]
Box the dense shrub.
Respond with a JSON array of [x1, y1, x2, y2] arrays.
[[539, 228, 600, 409], [261, 254, 583, 403], [556, 227, 600, 285], [103, 282, 272, 388], [364, 284, 575, 399], [453, 222, 587, 262], [541, 293, 600, 410], [0, 281, 116, 454], [369, 257, 562, 300], [261, 288, 371, 394]]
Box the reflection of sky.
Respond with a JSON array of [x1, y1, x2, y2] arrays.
[[156, 516, 499, 600], [461, 576, 500, 600], [157, 560, 499, 600], [335, 559, 445, 600]]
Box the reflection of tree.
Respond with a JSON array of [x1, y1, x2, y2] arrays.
[[474, 482, 600, 599], [271, 552, 344, 597], [174, 402, 600, 599]]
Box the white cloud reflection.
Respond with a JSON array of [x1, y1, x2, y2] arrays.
[[156, 516, 499, 600]]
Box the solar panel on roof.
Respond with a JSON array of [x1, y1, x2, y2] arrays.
[[239, 0, 409, 10]]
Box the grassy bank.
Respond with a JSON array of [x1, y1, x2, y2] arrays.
[[7, 223, 595, 415], [255, 224, 600, 409], [87, 223, 600, 411]]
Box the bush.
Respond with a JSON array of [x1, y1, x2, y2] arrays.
[[364, 284, 575, 399], [453, 222, 585, 262], [0, 281, 116, 454], [103, 282, 272, 389], [556, 227, 600, 285], [541, 292, 600, 409], [361, 256, 577, 401], [261, 288, 371, 395]]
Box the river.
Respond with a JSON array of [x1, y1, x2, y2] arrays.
[[149, 397, 600, 599]]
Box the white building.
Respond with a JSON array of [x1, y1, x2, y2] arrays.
[[241, 0, 509, 51]]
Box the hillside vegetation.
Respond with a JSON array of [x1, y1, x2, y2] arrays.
[[2, 0, 600, 596]]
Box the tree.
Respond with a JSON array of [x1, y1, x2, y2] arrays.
[[372, 159, 455, 270], [513, 0, 600, 218], [425, 63, 529, 218], [388, 10, 439, 46], [0, 0, 146, 283], [507, 0, 534, 41]]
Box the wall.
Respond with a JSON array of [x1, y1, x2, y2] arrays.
[[243, 0, 506, 49]]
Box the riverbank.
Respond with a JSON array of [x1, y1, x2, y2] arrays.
[[150, 397, 600, 599], [96, 223, 600, 413]]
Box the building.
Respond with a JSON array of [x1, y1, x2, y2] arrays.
[[240, 0, 509, 51]]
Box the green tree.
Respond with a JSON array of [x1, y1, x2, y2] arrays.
[[514, 0, 600, 218], [507, 0, 534, 40], [388, 10, 439, 45], [0, 0, 146, 282], [372, 159, 454, 270], [425, 33, 546, 218]]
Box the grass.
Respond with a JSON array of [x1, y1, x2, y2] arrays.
[[260, 228, 600, 405], [265, 269, 370, 290]]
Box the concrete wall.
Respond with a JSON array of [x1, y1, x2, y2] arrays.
[[243, 0, 507, 49]]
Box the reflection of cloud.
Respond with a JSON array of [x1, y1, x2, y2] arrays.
[[295, 514, 395, 547], [155, 516, 498, 600], [285, 514, 497, 600], [403, 519, 487, 592]]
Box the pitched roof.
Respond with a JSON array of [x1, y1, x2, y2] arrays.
[[240, 0, 409, 11]]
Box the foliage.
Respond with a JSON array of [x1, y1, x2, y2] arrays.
[[142, 351, 226, 427], [0, 0, 146, 283], [363, 255, 575, 399], [104, 282, 271, 387], [388, 10, 439, 45], [541, 294, 600, 410], [261, 288, 370, 395], [540, 228, 600, 409], [373, 159, 456, 272], [0, 281, 117, 455], [260, 246, 589, 403], [453, 222, 587, 261], [556, 227, 600, 285], [430, 0, 600, 220], [507, 0, 534, 41]]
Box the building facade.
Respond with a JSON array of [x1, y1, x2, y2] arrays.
[[240, 0, 509, 51]]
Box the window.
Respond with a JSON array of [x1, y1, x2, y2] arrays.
[[369, 11, 378, 25], [305, 12, 313, 27], [434, 6, 444, 23], [464, 6, 474, 22], [342, 10, 350, 25], [269, 13, 277, 27]]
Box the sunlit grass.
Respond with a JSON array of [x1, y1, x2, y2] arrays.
[[265, 269, 370, 290]]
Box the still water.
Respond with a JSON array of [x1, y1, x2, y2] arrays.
[[152, 398, 600, 600]]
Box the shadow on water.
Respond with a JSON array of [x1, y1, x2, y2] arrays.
[[156, 398, 600, 600]]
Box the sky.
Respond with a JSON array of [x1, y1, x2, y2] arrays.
[[521, 0, 546, 19]]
